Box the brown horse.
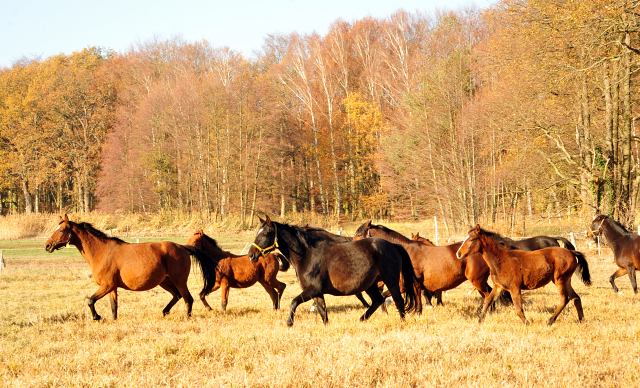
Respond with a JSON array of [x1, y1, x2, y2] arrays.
[[354, 221, 495, 311], [187, 230, 289, 311], [410, 233, 443, 307], [457, 225, 591, 326], [45, 215, 217, 320], [590, 214, 640, 294]]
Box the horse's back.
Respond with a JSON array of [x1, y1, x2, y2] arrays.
[[519, 247, 574, 288]]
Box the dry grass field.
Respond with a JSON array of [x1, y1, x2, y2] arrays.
[[1, 216, 640, 387]]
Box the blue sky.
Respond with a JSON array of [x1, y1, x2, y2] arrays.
[[1, 0, 494, 68]]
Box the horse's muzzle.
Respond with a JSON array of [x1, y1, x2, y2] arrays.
[[247, 251, 259, 263]]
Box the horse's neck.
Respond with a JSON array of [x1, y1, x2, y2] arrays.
[[278, 224, 308, 266], [602, 220, 634, 252], [479, 235, 509, 269], [203, 240, 237, 260], [72, 226, 103, 265], [371, 228, 411, 247]]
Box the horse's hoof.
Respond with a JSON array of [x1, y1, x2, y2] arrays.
[[93, 315, 102, 321], [618, 291, 623, 295], [286, 319, 294, 327]]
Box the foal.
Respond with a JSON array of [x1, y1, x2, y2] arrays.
[[187, 230, 289, 311], [457, 225, 591, 326]]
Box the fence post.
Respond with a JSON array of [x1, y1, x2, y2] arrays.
[[597, 236, 601, 257], [0, 249, 5, 274], [434, 216, 439, 246], [570, 232, 576, 249]]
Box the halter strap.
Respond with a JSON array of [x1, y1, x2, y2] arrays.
[[591, 218, 606, 235], [48, 229, 72, 249], [252, 224, 279, 258]]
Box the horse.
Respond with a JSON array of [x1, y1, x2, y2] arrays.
[[485, 232, 575, 251], [353, 221, 497, 311], [248, 216, 417, 326], [590, 214, 640, 294], [456, 224, 591, 326], [187, 229, 289, 311], [301, 226, 371, 309], [410, 233, 443, 307], [45, 215, 217, 320]]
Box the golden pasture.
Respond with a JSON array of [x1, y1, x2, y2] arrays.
[[1, 223, 639, 387]]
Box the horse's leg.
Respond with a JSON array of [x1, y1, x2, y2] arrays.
[[547, 279, 571, 326], [361, 284, 385, 321], [355, 293, 371, 309], [109, 290, 118, 320], [627, 265, 638, 294], [435, 291, 444, 306], [258, 280, 280, 310], [220, 280, 230, 312], [609, 267, 627, 293], [87, 284, 115, 321], [170, 279, 194, 318], [379, 289, 391, 314], [200, 282, 221, 311], [478, 285, 503, 323], [422, 289, 434, 308], [413, 282, 423, 315], [287, 288, 321, 327], [159, 278, 182, 316], [312, 296, 329, 325], [511, 288, 530, 326], [565, 282, 584, 322]]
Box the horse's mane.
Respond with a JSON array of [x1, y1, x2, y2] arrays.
[[76, 222, 126, 243], [604, 216, 634, 235], [200, 233, 229, 252], [278, 222, 322, 248], [302, 225, 352, 242]]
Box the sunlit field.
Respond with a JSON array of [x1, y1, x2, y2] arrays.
[[1, 224, 640, 387]]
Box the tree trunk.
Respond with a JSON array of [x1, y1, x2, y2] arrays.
[[21, 179, 33, 214]]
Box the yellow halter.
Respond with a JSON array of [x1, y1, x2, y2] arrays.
[[252, 224, 279, 258]]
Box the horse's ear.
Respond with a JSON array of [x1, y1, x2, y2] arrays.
[[416, 232, 420, 238], [474, 224, 481, 232], [197, 229, 203, 236], [365, 220, 372, 228], [64, 214, 69, 223], [59, 215, 64, 222], [258, 215, 265, 224], [411, 233, 416, 239], [265, 215, 272, 226]]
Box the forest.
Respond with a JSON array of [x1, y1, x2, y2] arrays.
[[0, 0, 638, 233]]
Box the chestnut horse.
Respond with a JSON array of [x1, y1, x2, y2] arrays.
[[187, 230, 289, 311], [45, 215, 217, 320], [457, 225, 591, 326], [354, 221, 496, 311], [248, 216, 417, 326], [590, 214, 640, 294], [410, 233, 443, 307]]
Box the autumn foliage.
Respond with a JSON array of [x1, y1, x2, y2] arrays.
[[1, 1, 640, 231]]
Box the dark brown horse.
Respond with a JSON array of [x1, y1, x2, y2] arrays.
[[248, 216, 417, 326], [354, 221, 495, 310], [457, 225, 591, 326], [302, 226, 372, 309], [45, 215, 217, 320], [485, 232, 576, 251], [590, 214, 640, 294], [187, 230, 289, 311]]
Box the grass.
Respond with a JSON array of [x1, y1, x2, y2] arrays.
[[1, 217, 638, 387]]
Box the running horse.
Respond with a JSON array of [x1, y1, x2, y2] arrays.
[[45, 215, 218, 320], [457, 225, 591, 326], [485, 232, 575, 251], [590, 214, 640, 294], [187, 230, 289, 311], [248, 216, 417, 326], [353, 221, 498, 311]]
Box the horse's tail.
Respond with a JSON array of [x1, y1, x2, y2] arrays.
[[557, 237, 576, 251], [397, 246, 418, 314], [275, 252, 290, 272], [182, 245, 219, 297], [572, 250, 592, 286]]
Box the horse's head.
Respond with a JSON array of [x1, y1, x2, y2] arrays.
[[456, 224, 482, 260], [186, 229, 205, 249], [45, 214, 73, 253], [411, 232, 435, 246], [590, 215, 608, 237], [353, 220, 372, 241], [248, 215, 278, 263]]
